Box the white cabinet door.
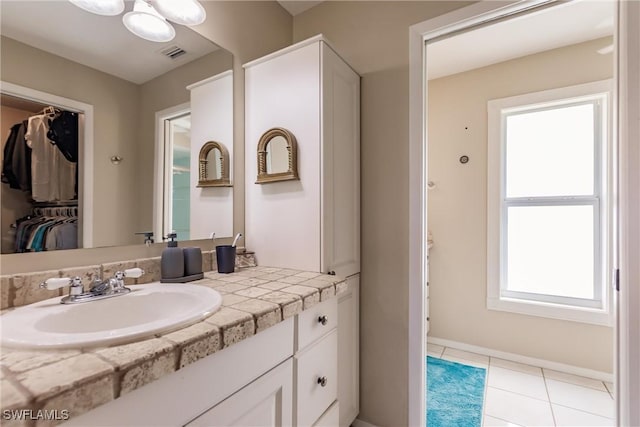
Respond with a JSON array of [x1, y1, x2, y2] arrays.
[[337, 275, 359, 427], [186, 359, 293, 427], [245, 37, 360, 277], [321, 43, 361, 278]]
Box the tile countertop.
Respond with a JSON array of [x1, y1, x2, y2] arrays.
[[0, 266, 348, 427]]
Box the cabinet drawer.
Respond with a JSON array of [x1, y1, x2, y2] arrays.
[[295, 329, 337, 427], [313, 401, 339, 427], [296, 298, 337, 351]]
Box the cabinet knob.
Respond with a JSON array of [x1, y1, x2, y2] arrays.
[[317, 376, 327, 387], [318, 315, 328, 326]]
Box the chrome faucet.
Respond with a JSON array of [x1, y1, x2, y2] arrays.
[[40, 268, 145, 304]]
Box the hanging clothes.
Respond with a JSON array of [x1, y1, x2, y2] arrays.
[[47, 111, 78, 163], [13, 207, 78, 252], [1, 120, 31, 191], [26, 113, 76, 202]]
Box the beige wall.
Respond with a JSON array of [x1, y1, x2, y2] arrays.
[[427, 38, 615, 373], [292, 2, 473, 425], [0, 36, 140, 249]]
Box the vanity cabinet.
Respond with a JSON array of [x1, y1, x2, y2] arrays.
[[63, 298, 344, 427], [244, 35, 360, 278]]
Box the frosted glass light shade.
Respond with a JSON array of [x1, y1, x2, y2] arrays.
[[123, 0, 175, 43], [152, 0, 206, 25], [69, 0, 124, 16]]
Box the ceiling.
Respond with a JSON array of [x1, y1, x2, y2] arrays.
[[0, 1, 220, 84], [1, 1, 613, 84], [426, 0, 614, 80]]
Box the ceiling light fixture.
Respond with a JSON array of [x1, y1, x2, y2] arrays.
[[123, 0, 175, 43], [69, 0, 124, 16], [68, 0, 207, 43], [152, 0, 206, 26]]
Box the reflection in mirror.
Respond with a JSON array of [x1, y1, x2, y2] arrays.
[[256, 128, 299, 184], [206, 148, 223, 180], [0, 1, 234, 257], [167, 114, 191, 242], [197, 141, 230, 187], [266, 136, 290, 174]]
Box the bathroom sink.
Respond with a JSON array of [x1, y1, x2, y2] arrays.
[[0, 283, 222, 349]]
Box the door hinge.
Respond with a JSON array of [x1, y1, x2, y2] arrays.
[[615, 269, 620, 292]]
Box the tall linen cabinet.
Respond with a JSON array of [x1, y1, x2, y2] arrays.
[[244, 35, 360, 427]]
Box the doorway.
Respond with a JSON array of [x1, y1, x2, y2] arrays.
[[409, 1, 640, 425], [154, 103, 191, 242], [0, 81, 94, 249]]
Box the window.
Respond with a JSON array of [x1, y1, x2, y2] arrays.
[[487, 80, 613, 325]]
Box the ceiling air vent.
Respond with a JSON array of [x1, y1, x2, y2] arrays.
[[160, 45, 187, 60]]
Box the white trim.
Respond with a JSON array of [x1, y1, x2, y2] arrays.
[[408, 0, 634, 425], [153, 102, 190, 243], [0, 81, 94, 248], [243, 34, 326, 69], [186, 69, 233, 91], [486, 81, 614, 325], [486, 296, 612, 326], [408, 16, 427, 427], [616, 1, 640, 425], [427, 336, 614, 382], [242, 34, 359, 76]]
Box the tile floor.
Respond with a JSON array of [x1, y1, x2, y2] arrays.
[[427, 344, 615, 426]]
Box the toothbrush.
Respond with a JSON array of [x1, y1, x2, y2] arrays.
[[231, 233, 242, 248]]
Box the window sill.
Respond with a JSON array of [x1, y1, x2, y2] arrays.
[[487, 296, 613, 327]]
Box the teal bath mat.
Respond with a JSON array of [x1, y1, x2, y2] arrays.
[[427, 356, 486, 427]]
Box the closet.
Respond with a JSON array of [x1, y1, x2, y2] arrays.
[[1, 94, 80, 253]]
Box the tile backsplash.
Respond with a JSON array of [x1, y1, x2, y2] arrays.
[[0, 251, 256, 310]]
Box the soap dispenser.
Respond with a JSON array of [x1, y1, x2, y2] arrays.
[[161, 232, 184, 282]]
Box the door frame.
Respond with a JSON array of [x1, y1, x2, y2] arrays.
[[0, 81, 94, 248], [153, 102, 190, 242], [408, 1, 640, 425]]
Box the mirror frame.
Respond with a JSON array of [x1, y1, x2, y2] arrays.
[[197, 140, 231, 187], [256, 127, 299, 184]]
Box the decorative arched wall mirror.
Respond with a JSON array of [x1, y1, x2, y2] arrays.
[[256, 127, 299, 184], [197, 141, 231, 187]]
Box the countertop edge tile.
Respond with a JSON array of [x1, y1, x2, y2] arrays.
[[0, 267, 349, 421]]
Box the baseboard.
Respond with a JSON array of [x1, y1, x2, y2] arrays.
[[427, 336, 614, 382], [352, 418, 380, 427]]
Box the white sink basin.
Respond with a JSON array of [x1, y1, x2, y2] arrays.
[[1, 283, 222, 349]]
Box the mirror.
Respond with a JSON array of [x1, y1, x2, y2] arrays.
[[198, 141, 230, 187], [0, 1, 234, 254], [266, 136, 290, 174], [256, 128, 299, 184]]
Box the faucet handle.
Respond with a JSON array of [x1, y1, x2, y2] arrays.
[[122, 268, 144, 279], [40, 277, 84, 296], [40, 277, 81, 290]]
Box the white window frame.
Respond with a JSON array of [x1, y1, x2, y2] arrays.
[[487, 79, 613, 326]]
